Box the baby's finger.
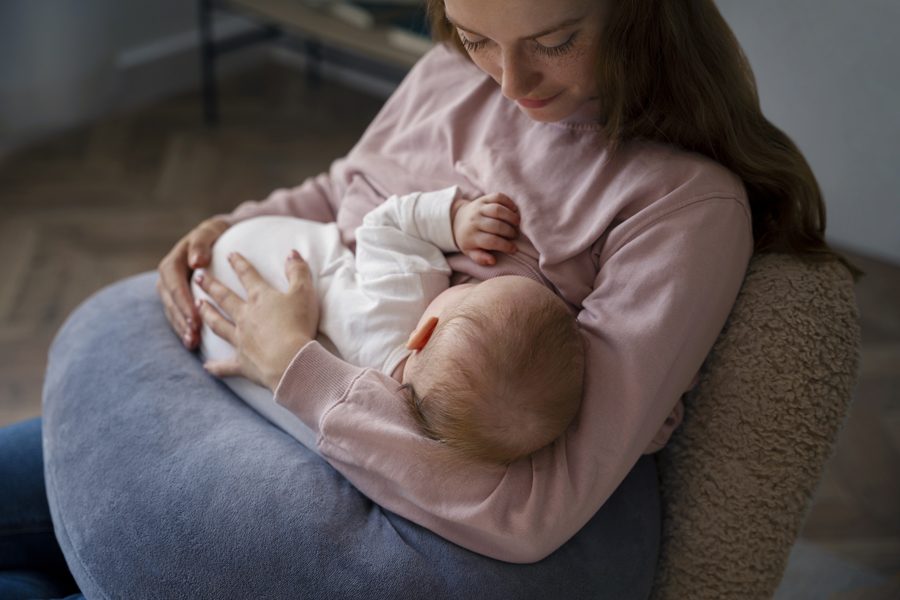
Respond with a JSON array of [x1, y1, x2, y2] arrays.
[[474, 232, 518, 255], [480, 202, 520, 227], [484, 193, 519, 212], [478, 217, 518, 240], [196, 299, 237, 345], [466, 248, 496, 266], [203, 357, 243, 379]]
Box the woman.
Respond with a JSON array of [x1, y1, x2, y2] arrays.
[[171, 0, 851, 558], [2, 0, 852, 595]]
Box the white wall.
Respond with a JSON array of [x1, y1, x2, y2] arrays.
[[0, 1, 121, 146], [0, 0, 257, 152], [717, 0, 900, 264]]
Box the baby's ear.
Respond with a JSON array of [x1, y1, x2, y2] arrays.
[[406, 316, 439, 351]]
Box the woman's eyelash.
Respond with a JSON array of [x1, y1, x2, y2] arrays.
[[459, 36, 487, 52], [457, 31, 578, 57], [535, 33, 577, 57]]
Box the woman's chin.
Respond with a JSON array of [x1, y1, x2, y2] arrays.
[[516, 104, 567, 123], [516, 97, 600, 125]]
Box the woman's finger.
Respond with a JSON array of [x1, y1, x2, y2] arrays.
[[158, 251, 200, 329], [203, 357, 243, 379], [187, 243, 211, 270], [161, 295, 196, 348], [285, 250, 313, 294], [187, 218, 229, 269], [227, 253, 268, 297], [283, 250, 321, 340], [195, 271, 243, 318], [480, 202, 520, 226], [197, 299, 237, 345], [156, 272, 197, 342]]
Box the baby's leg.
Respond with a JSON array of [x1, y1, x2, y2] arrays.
[[190, 216, 349, 450]]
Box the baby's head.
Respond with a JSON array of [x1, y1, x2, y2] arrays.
[[401, 276, 584, 464]]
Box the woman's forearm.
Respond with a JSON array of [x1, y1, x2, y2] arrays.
[[274, 341, 577, 563]]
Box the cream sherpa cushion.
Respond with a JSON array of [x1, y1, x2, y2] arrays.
[[651, 253, 860, 599]]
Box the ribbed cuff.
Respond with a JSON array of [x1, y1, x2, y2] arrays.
[[273, 341, 366, 436], [414, 186, 460, 252]]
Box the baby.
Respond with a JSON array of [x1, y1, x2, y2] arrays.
[[397, 274, 584, 464], [193, 187, 584, 463]]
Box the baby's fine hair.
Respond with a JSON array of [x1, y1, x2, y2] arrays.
[[403, 285, 584, 464]]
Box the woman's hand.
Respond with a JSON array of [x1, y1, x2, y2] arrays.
[[157, 217, 230, 349], [451, 193, 520, 266], [194, 250, 319, 391]]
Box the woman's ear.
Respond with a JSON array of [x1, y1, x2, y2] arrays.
[[406, 316, 439, 351]]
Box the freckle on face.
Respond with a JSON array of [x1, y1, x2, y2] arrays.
[[445, 0, 607, 123]]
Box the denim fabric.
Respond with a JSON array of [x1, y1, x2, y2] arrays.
[[41, 272, 661, 599], [0, 418, 83, 599]]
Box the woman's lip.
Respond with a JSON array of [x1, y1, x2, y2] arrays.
[[516, 93, 561, 109]]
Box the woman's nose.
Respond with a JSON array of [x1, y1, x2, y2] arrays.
[[499, 49, 541, 100]]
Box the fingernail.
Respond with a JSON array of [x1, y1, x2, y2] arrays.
[[195, 299, 203, 310], [189, 253, 199, 266], [183, 333, 192, 345], [196, 272, 204, 284], [186, 316, 194, 327]]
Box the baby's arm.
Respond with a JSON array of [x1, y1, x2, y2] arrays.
[[451, 193, 520, 266], [329, 188, 460, 373]]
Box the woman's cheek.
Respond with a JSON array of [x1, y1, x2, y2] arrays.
[[468, 52, 502, 85]]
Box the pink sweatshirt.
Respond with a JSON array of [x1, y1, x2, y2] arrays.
[[222, 45, 753, 562]]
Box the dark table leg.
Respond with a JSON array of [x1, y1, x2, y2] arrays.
[[199, 0, 219, 126]]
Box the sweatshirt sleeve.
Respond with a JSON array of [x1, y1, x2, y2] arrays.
[[217, 167, 346, 226], [273, 194, 753, 563]]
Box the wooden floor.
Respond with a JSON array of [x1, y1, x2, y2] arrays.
[[1, 61, 897, 596]]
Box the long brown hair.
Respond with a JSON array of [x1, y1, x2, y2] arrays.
[[425, 0, 860, 277]]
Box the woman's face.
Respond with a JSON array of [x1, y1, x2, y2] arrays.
[[443, 0, 608, 123]]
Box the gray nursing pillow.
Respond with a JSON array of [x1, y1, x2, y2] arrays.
[[42, 272, 660, 600]]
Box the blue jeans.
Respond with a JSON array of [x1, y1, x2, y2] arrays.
[[0, 418, 84, 600]]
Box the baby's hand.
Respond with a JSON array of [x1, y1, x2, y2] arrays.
[[451, 193, 520, 266]]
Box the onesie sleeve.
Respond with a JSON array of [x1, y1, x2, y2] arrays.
[[355, 185, 460, 275], [273, 194, 753, 563], [318, 187, 459, 374]]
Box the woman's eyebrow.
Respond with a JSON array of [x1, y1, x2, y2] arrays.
[[445, 14, 583, 40]]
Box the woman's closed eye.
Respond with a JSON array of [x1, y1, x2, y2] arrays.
[[534, 32, 578, 57], [457, 31, 488, 52], [457, 30, 579, 58]]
